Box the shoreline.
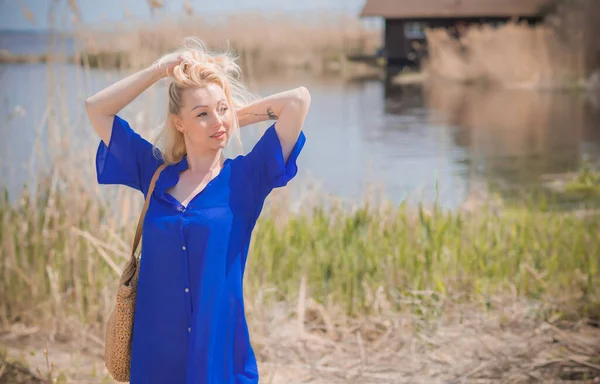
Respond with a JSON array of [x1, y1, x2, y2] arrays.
[[0, 49, 379, 78]]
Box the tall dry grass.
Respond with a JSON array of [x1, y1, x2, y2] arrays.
[[550, 0, 600, 78], [2, 170, 600, 338], [74, 12, 381, 76], [425, 22, 577, 88], [424, 0, 600, 88]]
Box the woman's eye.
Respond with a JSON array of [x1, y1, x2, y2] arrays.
[[196, 107, 227, 117]]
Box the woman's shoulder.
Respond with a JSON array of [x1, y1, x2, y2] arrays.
[[224, 154, 251, 178]]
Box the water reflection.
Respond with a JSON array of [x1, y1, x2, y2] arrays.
[[2, 61, 599, 209], [383, 83, 424, 114], [419, 81, 600, 199]]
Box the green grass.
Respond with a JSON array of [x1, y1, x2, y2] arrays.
[[1, 177, 599, 330], [251, 201, 599, 316], [564, 163, 600, 198]]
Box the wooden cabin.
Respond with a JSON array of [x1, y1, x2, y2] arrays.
[[359, 0, 554, 69]]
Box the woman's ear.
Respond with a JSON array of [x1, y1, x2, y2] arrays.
[[172, 114, 185, 133]]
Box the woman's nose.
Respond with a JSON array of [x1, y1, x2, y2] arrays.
[[212, 112, 222, 126]]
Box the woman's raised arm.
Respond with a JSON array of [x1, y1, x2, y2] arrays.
[[85, 55, 183, 146], [236, 86, 311, 163]]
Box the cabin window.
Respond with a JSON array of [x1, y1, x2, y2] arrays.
[[405, 22, 428, 39]]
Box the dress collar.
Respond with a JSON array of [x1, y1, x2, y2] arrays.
[[155, 154, 188, 199], [154, 154, 231, 200]]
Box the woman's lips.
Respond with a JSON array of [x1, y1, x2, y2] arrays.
[[211, 131, 226, 138]]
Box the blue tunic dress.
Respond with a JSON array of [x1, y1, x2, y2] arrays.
[[95, 115, 306, 384]]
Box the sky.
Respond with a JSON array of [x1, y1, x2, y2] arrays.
[[0, 0, 377, 31]]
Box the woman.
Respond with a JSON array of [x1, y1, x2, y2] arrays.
[[85, 38, 310, 384]]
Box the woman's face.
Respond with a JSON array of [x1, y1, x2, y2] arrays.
[[175, 82, 233, 152]]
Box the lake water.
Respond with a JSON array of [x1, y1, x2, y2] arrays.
[[1, 34, 600, 209], [0, 30, 76, 55]]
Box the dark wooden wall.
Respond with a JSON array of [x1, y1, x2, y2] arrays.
[[384, 20, 408, 60]]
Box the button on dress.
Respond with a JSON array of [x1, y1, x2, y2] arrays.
[[95, 115, 306, 384]]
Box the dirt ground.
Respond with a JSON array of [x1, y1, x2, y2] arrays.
[[1, 298, 599, 383]]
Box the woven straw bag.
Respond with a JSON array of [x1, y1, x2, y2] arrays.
[[104, 163, 167, 382]]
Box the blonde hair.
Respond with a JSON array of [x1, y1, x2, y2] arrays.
[[152, 37, 257, 164]]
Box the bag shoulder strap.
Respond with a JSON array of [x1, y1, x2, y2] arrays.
[[132, 162, 168, 258]]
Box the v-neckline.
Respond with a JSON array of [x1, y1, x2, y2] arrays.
[[165, 157, 231, 210]]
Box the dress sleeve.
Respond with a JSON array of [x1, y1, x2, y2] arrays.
[[95, 115, 163, 197], [245, 123, 306, 196]]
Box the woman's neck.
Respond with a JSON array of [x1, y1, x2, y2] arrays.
[[185, 147, 223, 175]]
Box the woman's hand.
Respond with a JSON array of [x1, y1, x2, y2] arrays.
[[152, 52, 186, 78], [86, 56, 189, 145], [234, 87, 309, 163]]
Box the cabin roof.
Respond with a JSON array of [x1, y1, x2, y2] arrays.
[[359, 0, 553, 19]]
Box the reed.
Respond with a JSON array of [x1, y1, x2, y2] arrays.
[[73, 12, 381, 76], [425, 22, 576, 88], [2, 174, 599, 335], [424, 0, 600, 88]]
